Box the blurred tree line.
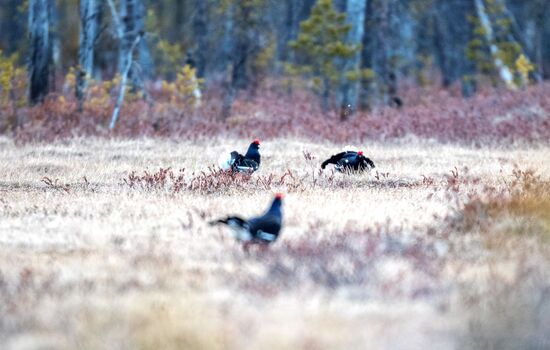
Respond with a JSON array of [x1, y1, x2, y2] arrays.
[[0, 0, 549, 123]]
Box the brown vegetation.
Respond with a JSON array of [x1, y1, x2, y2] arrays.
[[1, 82, 548, 145], [1, 137, 549, 349]]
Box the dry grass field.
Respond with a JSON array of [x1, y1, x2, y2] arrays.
[[1, 136, 550, 349]]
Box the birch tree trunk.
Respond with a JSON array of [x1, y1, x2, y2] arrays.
[[113, 0, 150, 92], [118, 0, 137, 89], [109, 33, 142, 130], [338, 0, 366, 119], [28, 0, 50, 105], [107, 0, 144, 129], [474, 0, 515, 88], [76, 0, 100, 108]]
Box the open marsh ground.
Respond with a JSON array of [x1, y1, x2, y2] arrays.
[[1, 137, 549, 349]]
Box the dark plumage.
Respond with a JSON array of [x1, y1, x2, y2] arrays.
[[209, 194, 283, 249], [321, 150, 375, 172], [219, 139, 261, 173]]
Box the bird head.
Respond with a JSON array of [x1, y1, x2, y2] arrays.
[[245, 139, 261, 161], [357, 150, 364, 156], [267, 193, 283, 216]]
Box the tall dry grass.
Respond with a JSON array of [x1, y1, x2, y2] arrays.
[[1, 136, 550, 349]]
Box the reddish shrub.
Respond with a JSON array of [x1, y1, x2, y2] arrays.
[[7, 82, 550, 145]]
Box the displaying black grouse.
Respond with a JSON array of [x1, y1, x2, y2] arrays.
[[218, 139, 261, 173], [209, 193, 283, 249], [321, 150, 375, 172]]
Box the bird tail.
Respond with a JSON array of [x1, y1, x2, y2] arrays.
[[218, 151, 236, 170], [208, 218, 226, 226], [209, 216, 251, 241], [321, 152, 347, 170], [208, 216, 247, 227], [365, 157, 375, 168], [321, 155, 341, 169]]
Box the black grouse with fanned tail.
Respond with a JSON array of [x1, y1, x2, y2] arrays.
[[218, 139, 261, 173], [321, 150, 375, 172], [209, 193, 283, 247]]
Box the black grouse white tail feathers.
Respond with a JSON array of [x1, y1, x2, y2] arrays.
[[218, 139, 261, 173], [321, 150, 375, 172], [209, 193, 283, 248]]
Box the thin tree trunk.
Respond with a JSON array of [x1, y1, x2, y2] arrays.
[[339, 0, 367, 120], [542, 3, 550, 79], [174, 0, 186, 41], [321, 77, 330, 113], [48, 0, 60, 92], [192, 0, 207, 78], [232, 3, 251, 90], [107, 0, 146, 129], [220, 64, 235, 121], [460, 0, 477, 97], [109, 33, 142, 130], [28, 0, 50, 105], [1, 1, 22, 54], [118, 0, 143, 92], [107, 0, 124, 46], [534, 0, 544, 79], [474, 0, 515, 88], [117, 0, 135, 75], [359, 0, 374, 110], [434, 0, 476, 97], [277, 0, 298, 64], [220, 3, 235, 120], [434, 0, 452, 87], [76, 0, 100, 109], [134, 0, 152, 79], [374, 0, 391, 105]]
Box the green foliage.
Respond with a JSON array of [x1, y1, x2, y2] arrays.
[[63, 66, 119, 109], [466, 15, 496, 78], [154, 39, 185, 79], [161, 65, 203, 106], [17, 0, 28, 13], [414, 53, 434, 87], [234, 0, 271, 66], [286, 0, 360, 108], [515, 54, 534, 87], [0, 50, 26, 108], [251, 36, 276, 84], [145, 9, 185, 79]]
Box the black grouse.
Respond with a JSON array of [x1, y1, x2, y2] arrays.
[[321, 150, 375, 172], [209, 193, 283, 249], [218, 139, 261, 173]]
